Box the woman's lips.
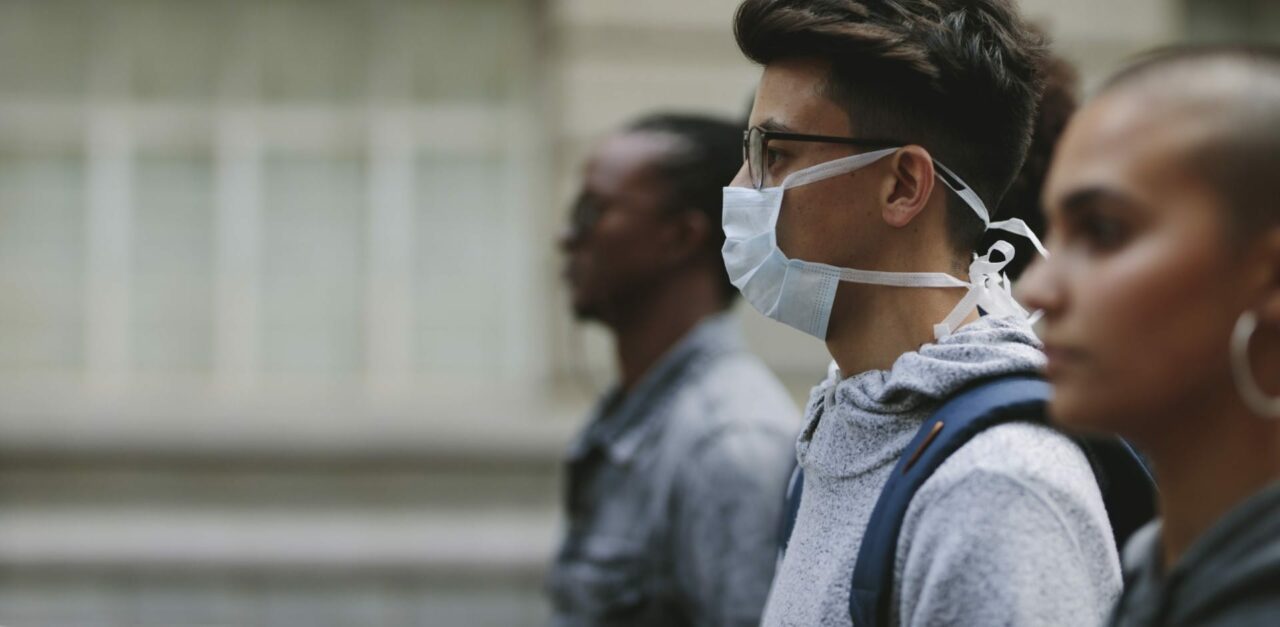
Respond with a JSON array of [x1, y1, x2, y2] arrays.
[[1042, 343, 1085, 377]]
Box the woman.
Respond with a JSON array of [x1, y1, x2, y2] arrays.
[[1020, 46, 1280, 626]]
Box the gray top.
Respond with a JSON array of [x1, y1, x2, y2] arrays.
[[548, 312, 799, 627], [1109, 481, 1280, 627], [761, 315, 1123, 627]]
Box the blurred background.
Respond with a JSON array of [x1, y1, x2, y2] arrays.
[[0, 0, 1275, 625]]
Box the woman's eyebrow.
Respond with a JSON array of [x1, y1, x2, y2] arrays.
[[1055, 185, 1142, 217]]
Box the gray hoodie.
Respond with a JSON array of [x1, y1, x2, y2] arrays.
[[761, 315, 1123, 627], [1109, 482, 1280, 627]]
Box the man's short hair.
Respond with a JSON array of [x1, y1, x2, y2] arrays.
[[627, 113, 744, 305], [1100, 45, 1280, 239], [982, 50, 1078, 280], [733, 0, 1048, 257]]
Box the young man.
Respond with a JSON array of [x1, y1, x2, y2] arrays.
[[722, 1, 1122, 625], [550, 113, 798, 627]]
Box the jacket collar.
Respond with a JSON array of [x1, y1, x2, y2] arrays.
[[567, 312, 743, 464]]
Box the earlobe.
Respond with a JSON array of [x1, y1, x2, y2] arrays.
[[1254, 228, 1280, 323], [881, 147, 936, 229]]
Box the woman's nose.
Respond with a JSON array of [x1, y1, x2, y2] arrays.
[[1015, 255, 1062, 316]]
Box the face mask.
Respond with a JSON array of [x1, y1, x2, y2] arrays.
[[721, 148, 1046, 340]]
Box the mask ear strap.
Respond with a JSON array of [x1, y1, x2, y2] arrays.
[[933, 160, 1051, 261], [989, 218, 1049, 258], [780, 148, 901, 190], [834, 268, 968, 289], [932, 158, 1051, 338], [933, 160, 991, 224]]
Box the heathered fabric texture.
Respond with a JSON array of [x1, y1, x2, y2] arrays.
[[549, 313, 799, 627], [761, 315, 1122, 627]]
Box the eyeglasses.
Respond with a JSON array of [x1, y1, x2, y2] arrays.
[[743, 126, 901, 190], [564, 191, 672, 242], [565, 192, 606, 241]]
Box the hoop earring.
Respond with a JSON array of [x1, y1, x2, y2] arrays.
[[1230, 311, 1280, 419]]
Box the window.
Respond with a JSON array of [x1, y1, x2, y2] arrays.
[[0, 0, 545, 392]]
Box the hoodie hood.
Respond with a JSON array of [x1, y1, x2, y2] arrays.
[[797, 315, 1045, 480]]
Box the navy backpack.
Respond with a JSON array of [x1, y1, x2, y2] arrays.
[[778, 374, 1156, 627]]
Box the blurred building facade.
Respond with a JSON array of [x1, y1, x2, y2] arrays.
[[0, 0, 1274, 625]]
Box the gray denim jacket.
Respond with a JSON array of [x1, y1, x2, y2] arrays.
[[548, 313, 798, 627]]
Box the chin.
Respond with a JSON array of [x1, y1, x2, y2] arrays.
[[1046, 395, 1093, 434], [1047, 391, 1128, 439], [1045, 379, 1095, 427]]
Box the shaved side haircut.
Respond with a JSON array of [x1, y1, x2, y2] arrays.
[[1102, 46, 1280, 237]]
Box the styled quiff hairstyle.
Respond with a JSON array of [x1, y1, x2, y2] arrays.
[[734, 0, 1047, 257]]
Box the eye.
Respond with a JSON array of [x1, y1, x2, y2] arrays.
[[765, 147, 785, 169], [1075, 210, 1130, 252], [571, 194, 603, 231]]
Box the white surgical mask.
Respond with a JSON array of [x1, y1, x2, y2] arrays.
[[721, 148, 1046, 340]]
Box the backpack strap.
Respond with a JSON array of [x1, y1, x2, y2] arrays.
[[847, 375, 1053, 627], [846, 374, 1157, 626], [1077, 436, 1157, 549]]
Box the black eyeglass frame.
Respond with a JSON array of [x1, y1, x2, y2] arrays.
[[742, 126, 967, 192]]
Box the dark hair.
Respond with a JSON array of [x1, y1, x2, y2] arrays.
[[734, 0, 1047, 258], [1101, 45, 1280, 239], [982, 50, 1078, 280], [627, 113, 744, 305]]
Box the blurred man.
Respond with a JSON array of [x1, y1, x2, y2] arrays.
[[549, 113, 798, 627]]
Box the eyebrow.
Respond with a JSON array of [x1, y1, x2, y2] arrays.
[[1055, 186, 1144, 217], [759, 118, 794, 133]]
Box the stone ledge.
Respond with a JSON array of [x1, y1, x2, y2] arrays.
[[0, 380, 586, 463], [0, 505, 559, 581]]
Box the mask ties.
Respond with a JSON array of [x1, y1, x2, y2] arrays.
[[934, 241, 1027, 340]]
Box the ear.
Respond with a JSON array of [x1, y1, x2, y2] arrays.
[[659, 208, 713, 265], [1253, 227, 1280, 323], [878, 146, 937, 228]]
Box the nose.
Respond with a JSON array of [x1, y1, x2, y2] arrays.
[[1015, 255, 1063, 317], [558, 224, 582, 252], [728, 161, 752, 188]]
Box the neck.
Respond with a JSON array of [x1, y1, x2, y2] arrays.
[[1143, 392, 1280, 571], [825, 282, 977, 376], [608, 271, 723, 392]]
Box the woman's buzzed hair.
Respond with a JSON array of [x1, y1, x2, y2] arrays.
[[1103, 45, 1280, 237], [733, 0, 1048, 257]]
